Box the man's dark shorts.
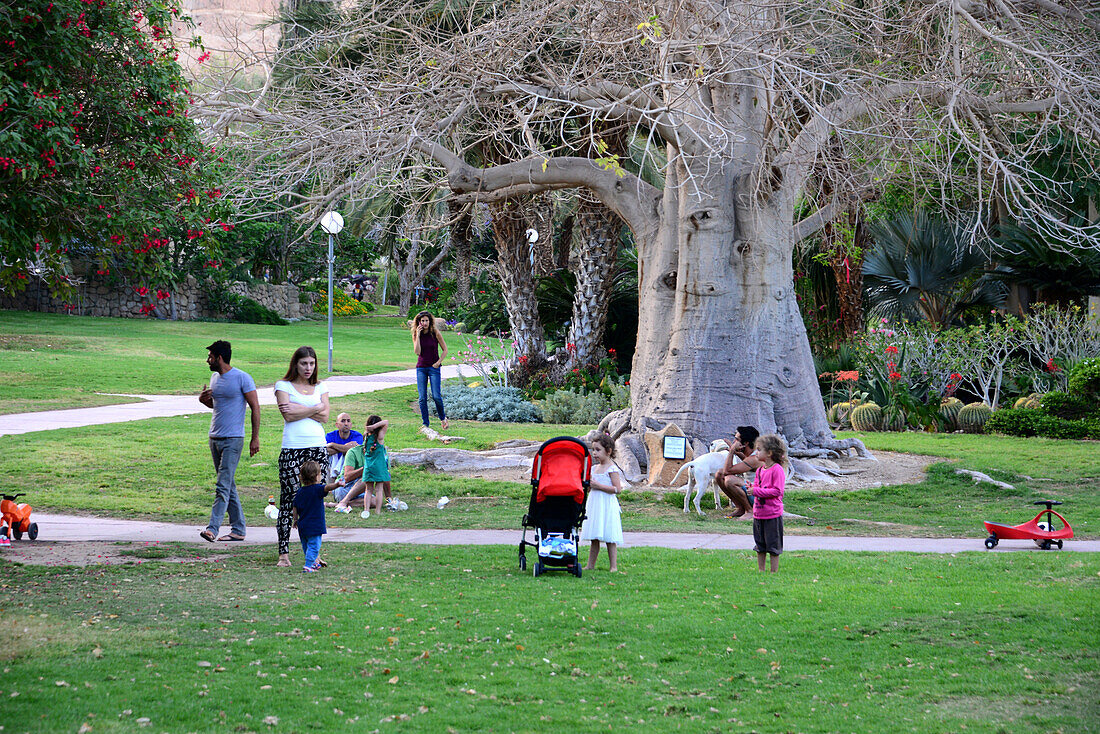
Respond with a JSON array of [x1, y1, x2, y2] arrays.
[[753, 516, 783, 555]]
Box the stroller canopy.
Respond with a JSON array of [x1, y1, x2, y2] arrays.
[[532, 437, 591, 504]]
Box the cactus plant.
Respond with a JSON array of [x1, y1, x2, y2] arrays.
[[958, 402, 993, 433], [882, 409, 907, 432], [1013, 395, 1041, 410], [940, 397, 963, 430], [827, 401, 853, 426], [850, 402, 883, 432]]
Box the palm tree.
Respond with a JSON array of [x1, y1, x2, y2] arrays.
[[989, 223, 1100, 308], [863, 212, 1005, 326]]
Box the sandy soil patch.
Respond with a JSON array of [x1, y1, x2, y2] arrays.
[[1, 542, 228, 568]]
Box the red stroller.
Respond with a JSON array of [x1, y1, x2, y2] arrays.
[[519, 437, 591, 577]]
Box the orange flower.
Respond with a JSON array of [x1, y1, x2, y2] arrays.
[[835, 370, 859, 382]]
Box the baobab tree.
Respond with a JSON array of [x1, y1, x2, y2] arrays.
[[197, 0, 1100, 460]]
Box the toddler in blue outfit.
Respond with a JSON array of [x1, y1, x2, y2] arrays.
[[292, 461, 343, 572]]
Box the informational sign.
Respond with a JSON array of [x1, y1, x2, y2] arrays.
[[662, 435, 687, 460]]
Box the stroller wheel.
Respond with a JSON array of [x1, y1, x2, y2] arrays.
[[519, 555, 527, 571], [27, 523, 37, 541], [533, 561, 543, 577], [572, 563, 582, 578]]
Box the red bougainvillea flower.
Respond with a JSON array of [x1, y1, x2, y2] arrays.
[[156, 289, 170, 300], [135, 286, 149, 296], [608, 348, 617, 356], [885, 345, 899, 354], [888, 371, 902, 381], [566, 342, 577, 353], [1045, 358, 1062, 373], [517, 355, 528, 364], [949, 372, 963, 382]]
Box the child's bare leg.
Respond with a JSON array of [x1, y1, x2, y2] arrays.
[[607, 543, 618, 572], [757, 551, 767, 572], [383, 481, 392, 499], [769, 554, 779, 573], [585, 540, 600, 570], [372, 483, 384, 514]]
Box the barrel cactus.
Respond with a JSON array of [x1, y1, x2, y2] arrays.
[[827, 402, 854, 426], [940, 397, 963, 430], [1013, 395, 1041, 410], [958, 402, 993, 433], [883, 409, 908, 432], [850, 402, 883, 432]]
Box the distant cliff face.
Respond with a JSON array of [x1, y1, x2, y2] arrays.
[[176, 0, 282, 70]]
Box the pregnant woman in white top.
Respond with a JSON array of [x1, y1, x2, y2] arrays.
[[274, 345, 330, 567]]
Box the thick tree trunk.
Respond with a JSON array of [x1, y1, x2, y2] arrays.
[[449, 200, 472, 305], [565, 196, 622, 368], [530, 194, 556, 277], [629, 164, 833, 448], [490, 198, 546, 363]]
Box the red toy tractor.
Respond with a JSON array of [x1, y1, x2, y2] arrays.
[[984, 500, 1072, 550], [1, 493, 38, 544]]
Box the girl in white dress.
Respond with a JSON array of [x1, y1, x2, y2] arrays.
[[581, 433, 623, 572]]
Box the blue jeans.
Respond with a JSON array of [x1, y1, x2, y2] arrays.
[[416, 365, 446, 426], [300, 535, 322, 569], [208, 437, 246, 536]]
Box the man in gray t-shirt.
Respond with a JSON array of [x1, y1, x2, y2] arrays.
[[198, 340, 260, 542]]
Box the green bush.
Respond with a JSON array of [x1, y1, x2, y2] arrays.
[[538, 385, 629, 425], [987, 408, 1098, 439], [1068, 357, 1100, 398], [451, 276, 509, 334], [441, 384, 542, 423], [235, 296, 289, 325], [1039, 391, 1095, 420]]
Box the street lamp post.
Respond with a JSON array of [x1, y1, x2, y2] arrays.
[[319, 211, 345, 373]]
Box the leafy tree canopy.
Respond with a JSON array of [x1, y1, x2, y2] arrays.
[[0, 0, 226, 300]]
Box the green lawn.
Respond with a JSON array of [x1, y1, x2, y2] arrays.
[[1, 545, 1096, 733], [2, 381, 1098, 538], [0, 309, 428, 414]]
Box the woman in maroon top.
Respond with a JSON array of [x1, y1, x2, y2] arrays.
[[412, 311, 450, 430]]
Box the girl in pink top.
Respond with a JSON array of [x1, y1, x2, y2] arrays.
[[750, 434, 788, 573]]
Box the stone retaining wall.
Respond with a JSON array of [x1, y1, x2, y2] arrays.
[[0, 275, 309, 321]]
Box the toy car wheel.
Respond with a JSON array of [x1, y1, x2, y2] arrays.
[[1039, 540, 1052, 550], [1056, 540, 1063, 550], [984, 536, 997, 549], [27, 523, 37, 541], [519, 555, 527, 571], [11, 526, 21, 541]]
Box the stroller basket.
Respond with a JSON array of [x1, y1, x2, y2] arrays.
[[518, 437, 591, 578]]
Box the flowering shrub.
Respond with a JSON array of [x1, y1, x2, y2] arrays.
[[450, 275, 509, 334], [312, 287, 374, 317], [454, 334, 516, 388], [1, 0, 228, 299]]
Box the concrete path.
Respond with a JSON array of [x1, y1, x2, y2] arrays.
[[20, 513, 1100, 553], [0, 366, 468, 436]]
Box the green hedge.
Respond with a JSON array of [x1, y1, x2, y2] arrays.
[[986, 408, 1100, 440]]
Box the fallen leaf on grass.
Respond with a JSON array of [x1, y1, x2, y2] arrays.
[[263, 715, 279, 725], [388, 676, 399, 684]]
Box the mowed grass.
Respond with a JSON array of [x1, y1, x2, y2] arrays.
[[0, 309, 425, 414], [2, 382, 1098, 538], [1, 545, 1096, 733]]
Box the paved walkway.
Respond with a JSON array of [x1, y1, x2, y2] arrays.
[[0, 365, 468, 436], [20, 513, 1100, 553]]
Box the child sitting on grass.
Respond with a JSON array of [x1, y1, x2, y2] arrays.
[[293, 460, 342, 573]]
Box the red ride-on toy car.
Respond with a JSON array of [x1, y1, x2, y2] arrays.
[[0, 493, 38, 544], [984, 500, 1072, 550]]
